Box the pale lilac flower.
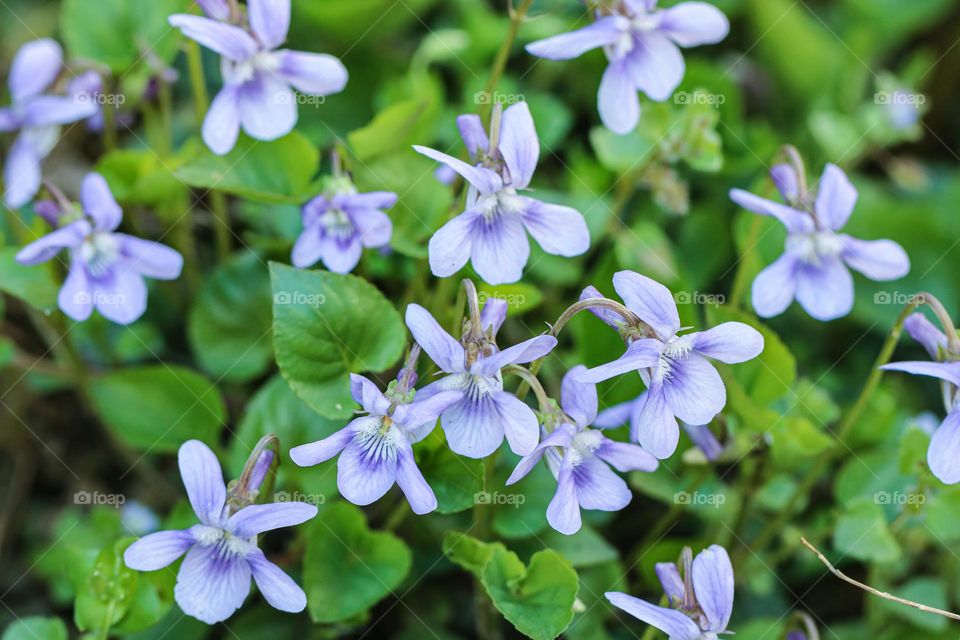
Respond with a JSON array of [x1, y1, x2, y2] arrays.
[[730, 163, 910, 321], [124, 440, 317, 624], [414, 102, 589, 284], [526, 0, 729, 134], [1, 39, 97, 208], [169, 0, 348, 155], [882, 313, 960, 484], [290, 374, 462, 513], [607, 545, 734, 638], [292, 179, 396, 273], [405, 299, 557, 458], [196, 0, 232, 21], [16, 173, 183, 324], [595, 397, 725, 461], [577, 272, 763, 459], [507, 366, 658, 535], [67, 70, 105, 131]]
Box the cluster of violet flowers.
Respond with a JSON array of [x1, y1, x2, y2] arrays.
[[2, 0, 947, 634]]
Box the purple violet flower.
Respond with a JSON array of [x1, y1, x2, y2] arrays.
[[405, 299, 557, 458], [169, 0, 348, 155], [292, 178, 396, 273], [289, 374, 462, 513], [577, 272, 763, 459], [67, 70, 105, 131], [607, 545, 734, 638], [526, 0, 729, 134], [414, 102, 590, 284], [15, 173, 183, 324], [507, 365, 658, 535], [730, 162, 910, 321], [881, 313, 960, 484], [595, 396, 726, 461], [197, 0, 232, 21], [1, 39, 98, 208], [124, 440, 317, 624]]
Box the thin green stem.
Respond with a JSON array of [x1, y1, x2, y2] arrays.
[[185, 40, 209, 119], [209, 190, 231, 261], [503, 365, 552, 411], [515, 298, 647, 401], [728, 215, 762, 310], [479, 0, 535, 121], [473, 451, 501, 640], [735, 301, 920, 569]]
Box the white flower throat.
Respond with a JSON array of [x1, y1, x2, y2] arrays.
[[321, 208, 354, 239], [80, 232, 120, 278], [222, 50, 280, 85], [356, 418, 403, 462], [655, 334, 695, 383], [787, 230, 844, 266], [568, 429, 603, 466]]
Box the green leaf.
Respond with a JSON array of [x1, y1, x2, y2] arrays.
[[96, 149, 188, 207], [477, 284, 544, 315], [878, 577, 948, 631], [482, 548, 579, 640], [708, 306, 796, 405], [417, 430, 483, 515], [270, 263, 405, 419], [303, 502, 412, 622], [925, 489, 960, 543], [74, 538, 139, 633], [175, 133, 320, 204], [443, 530, 503, 576], [188, 253, 273, 383], [443, 532, 579, 640], [60, 0, 186, 72], [88, 365, 226, 452], [348, 97, 438, 162], [2, 617, 68, 640], [0, 246, 60, 311], [540, 525, 618, 569], [229, 375, 342, 496], [833, 498, 901, 563]]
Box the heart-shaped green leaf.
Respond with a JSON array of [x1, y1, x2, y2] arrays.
[[188, 252, 273, 383], [303, 502, 412, 622], [88, 365, 226, 452], [270, 263, 405, 419], [443, 532, 579, 640], [176, 133, 319, 204]]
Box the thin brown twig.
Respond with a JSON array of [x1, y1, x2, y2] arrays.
[[800, 537, 960, 622]]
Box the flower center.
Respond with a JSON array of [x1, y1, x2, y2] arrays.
[[787, 230, 844, 266], [320, 208, 354, 240], [569, 429, 603, 466], [80, 232, 120, 278], [223, 50, 280, 85], [355, 418, 402, 463], [656, 334, 694, 383]]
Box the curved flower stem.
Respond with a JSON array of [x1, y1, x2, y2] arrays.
[[800, 537, 960, 621], [735, 300, 920, 570], [917, 291, 960, 354], [515, 298, 647, 401], [503, 364, 552, 411], [479, 0, 536, 121]]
